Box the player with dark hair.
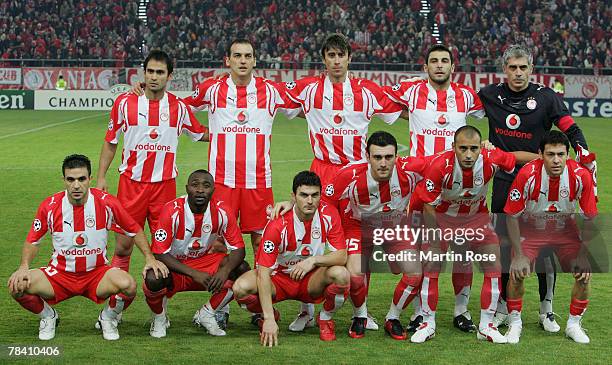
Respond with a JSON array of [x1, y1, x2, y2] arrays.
[[413, 126, 516, 343], [144, 170, 250, 338], [8, 155, 168, 341], [96, 50, 208, 328], [233, 171, 349, 345], [283, 33, 404, 333], [503, 131, 597, 344], [273, 131, 430, 339], [321, 131, 430, 339], [477, 44, 595, 332], [386, 44, 487, 334]]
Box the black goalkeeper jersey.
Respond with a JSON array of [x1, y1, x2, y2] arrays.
[[478, 82, 586, 181]]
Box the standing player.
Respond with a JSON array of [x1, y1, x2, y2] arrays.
[[8, 155, 168, 341], [232, 171, 350, 345], [386, 44, 486, 333], [144, 170, 250, 338], [181, 38, 296, 257], [478, 45, 594, 331], [96, 50, 208, 320], [503, 131, 597, 344], [284, 33, 404, 332], [414, 126, 516, 344]]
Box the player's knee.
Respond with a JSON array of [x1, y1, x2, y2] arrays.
[[144, 269, 169, 292], [327, 265, 349, 285], [232, 275, 255, 297], [113, 272, 136, 295]]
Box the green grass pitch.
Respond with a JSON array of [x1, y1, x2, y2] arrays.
[[0, 110, 610, 364]]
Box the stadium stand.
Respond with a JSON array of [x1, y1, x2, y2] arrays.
[[0, 0, 610, 73]]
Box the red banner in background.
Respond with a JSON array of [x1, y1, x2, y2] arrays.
[[22, 68, 121, 90], [127, 68, 564, 92]]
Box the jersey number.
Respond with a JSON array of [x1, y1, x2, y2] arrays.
[[44, 266, 59, 277], [346, 238, 360, 252]]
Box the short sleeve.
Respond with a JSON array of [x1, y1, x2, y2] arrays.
[[488, 148, 516, 174], [503, 167, 531, 217], [151, 202, 176, 255], [418, 156, 446, 207], [107, 194, 140, 237], [256, 220, 281, 269], [577, 169, 598, 219], [25, 199, 50, 245], [104, 94, 128, 144], [220, 205, 246, 250], [182, 78, 217, 112], [179, 103, 207, 141], [320, 204, 346, 251]]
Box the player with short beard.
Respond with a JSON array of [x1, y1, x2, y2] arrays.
[[8, 154, 168, 341], [386, 44, 487, 334]]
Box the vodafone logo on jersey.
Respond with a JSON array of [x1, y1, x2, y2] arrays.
[[435, 114, 449, 128], [300, 246, 312, 256], [189, 239, 202, 251], [332, 113, 344, 126], [148, 128, 160, 141], [72, 233, 88, 247], [505, 114, 521, 130], [236, 110, 248, 124]]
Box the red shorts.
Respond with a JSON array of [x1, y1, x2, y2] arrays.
[[310, 159, 344, 187], [117, 175, 176, 233], [40, 265, 114, 305], [521, 240, 582, 272], [214, 183, 273, 233], [166, 253, 227, 297], [271, 270, 323, 304], [345, 218, 417, 255], [435, 213, 499, 250]]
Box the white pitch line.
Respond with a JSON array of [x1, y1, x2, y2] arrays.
[[0, 113, 107, 140]]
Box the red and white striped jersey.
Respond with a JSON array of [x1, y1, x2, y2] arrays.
[[257, 203, 345, 275], [419, 149, 515, 217], [151, 197, 245, 262], [105, 92, 206, 183], [504, 159, 597, 238], [183, 76, 294, 189], [323, 156, 430, 222], [386, 80, 485, 157], [26, 189, 140, 273], [285, 74, 403, 165]]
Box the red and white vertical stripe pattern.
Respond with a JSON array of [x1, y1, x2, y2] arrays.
[[151, 197, 245, 261], [105, 92, 205, 183], [26, 189, 139, 273], [344, 158, 423, 221], [386, 80, 485, 157], [287, 74, 402, 165], [187, 76, 289, 188], [423, 149, 514, 217]]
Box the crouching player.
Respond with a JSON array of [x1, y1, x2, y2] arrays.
[[8, 154, 168, 340], [233, 171, 349, 346], [504, 131, 597, 344], [415, 126, 516, 344], [144, 169, 250, 338]]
